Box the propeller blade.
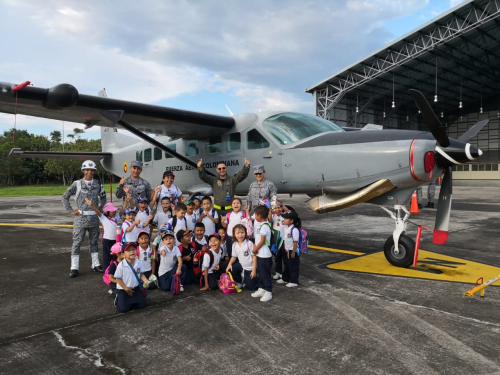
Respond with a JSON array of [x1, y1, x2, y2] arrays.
[[458, 119, 489, 143], [409, 89, 450, 147], [433, 168, 452, 244]]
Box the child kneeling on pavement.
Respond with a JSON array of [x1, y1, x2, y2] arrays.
[[113, 242, 149, 313], [226, 224, 258, 290], [158, 229, 186, 292]]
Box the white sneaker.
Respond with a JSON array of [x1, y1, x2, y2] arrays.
[[277, 279, 286, 284], [286, 283, 298, 288], [180, 285, 184, 292], [251, 288, 265, 298], [260, 291, 273, 302], [273, 273, 282, 280]]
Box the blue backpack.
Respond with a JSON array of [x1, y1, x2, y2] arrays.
[[263, 223, 283, 255], [171, 273, 181, 295], [293, 227, 309, 254]]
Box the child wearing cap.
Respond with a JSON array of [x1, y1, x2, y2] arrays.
[[167, 202, 188, 246], [200, 233, 222, 291], [177, 229, 197, 285], [135, 197, 154, 235], [198, 196, 218, 236], [226, 224, 258, 290], [113, 242, 149, 313], [105, 243, 125, 300], [158, 230, 186, 292], [137, 231, 157, 288], [279, 211, 301, 288], [193, 223, 208, 251], [121, 207, 141, 243], [153, 196, 173, 233], [85, 197, 121, 271], [193, 196, 203, 214], [251, 205, 273, 302], [184, 200, 197, 231]]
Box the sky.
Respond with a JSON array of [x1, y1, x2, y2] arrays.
[[0, 0, 466, 142]]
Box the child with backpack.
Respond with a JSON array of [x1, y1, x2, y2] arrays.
[[226, 224, 258, 290], [198, 196, 219, 236], [184, 199, 197, 231], [218, 227, 232, 273], [137, 231, 157, 288], [222, 198, 245, 238], [135, 197, 154, 235], [279, 211, 301, 287], [121, 208, 141, 243], [251, 205, 273, 302], [193, 223, 208, 251], [153, 196, 173, 232], [113, 242, 149, 313], [167, 202, 188, 246], [158, 230, 186, 292], [104, 243, 125, 299], [177, 229, 198, 285], [200, 233, 222, 291], [270, 200, 286, 281]]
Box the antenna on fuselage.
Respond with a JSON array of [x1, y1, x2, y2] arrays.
[[225, 104, 234, 116]]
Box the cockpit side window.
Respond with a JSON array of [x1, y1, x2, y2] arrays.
[[207, 136, 222, 154], [263, 112, 344, 145], [247, 129, 269, 150], [228, 133, 241, 151], [185, 140, 199, 156]]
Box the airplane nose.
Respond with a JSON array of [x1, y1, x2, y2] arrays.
[[435, 140, 483, 166]]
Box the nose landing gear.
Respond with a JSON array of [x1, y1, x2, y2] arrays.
[[380, 204, 415, 268]]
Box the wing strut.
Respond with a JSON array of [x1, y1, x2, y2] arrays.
[[100, 111, 216, 177]]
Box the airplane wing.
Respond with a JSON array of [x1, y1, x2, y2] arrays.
[[9, 148, 112, 161], [0, 81, 235, 139]]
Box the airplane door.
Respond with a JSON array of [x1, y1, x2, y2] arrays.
[[243, 127, 283, 187], [142, 146, 154, 171]]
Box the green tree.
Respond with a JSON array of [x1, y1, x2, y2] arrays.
[[73, 128, 84, 140], [50, 130, 62, 143]]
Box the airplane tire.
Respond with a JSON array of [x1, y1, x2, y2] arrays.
[[384, 234, 415, 268]]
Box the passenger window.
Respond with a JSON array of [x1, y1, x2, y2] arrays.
[[185, 140, 199, 156], [154, 147, 162, 161], [165, 144, 176, 159], [136, 150, 142, 162], [228, 133, 241, 151], [207, 136, 222, 154], [144, 148, 152, 162], [247, 129, 269, 150]]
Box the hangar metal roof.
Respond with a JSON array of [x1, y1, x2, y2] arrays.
[[306, 0, 500, 121]]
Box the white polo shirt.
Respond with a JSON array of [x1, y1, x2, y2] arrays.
[[185, 212, 196, 231], [272, 214, 286, 239], [232, 240, 255, 271], [138, 245, 153, 272], [226, 211, 244, 237], [158, 244, 182, 276], [201, 211, 219, 236], [195, 236, 207, 249], [167, 217, 188, 246], [153, 209, 172, 231], [284, 225, 300, 252], [136, 209, 151, 234], [203, 248, 221, 274], [99, 214, 118, 240], [122, 221, 138, 243], [114, 259, 143, 289], [254, 221, 272, 258]]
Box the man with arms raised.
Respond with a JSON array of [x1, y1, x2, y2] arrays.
[[115, 160, 153, 207]]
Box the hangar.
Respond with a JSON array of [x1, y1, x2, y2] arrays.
[[306, 0, 500, 180]]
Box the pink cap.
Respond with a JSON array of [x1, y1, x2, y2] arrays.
[[103, 203, 118, 212], [110, 243, 122, 254]]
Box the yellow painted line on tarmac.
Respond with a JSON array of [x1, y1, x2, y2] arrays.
[[309, 245, 364, 256], [0, 223, 159, 232], [328, 249, 500, 286]]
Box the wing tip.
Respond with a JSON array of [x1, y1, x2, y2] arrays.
[[432, 229, 449, 245]]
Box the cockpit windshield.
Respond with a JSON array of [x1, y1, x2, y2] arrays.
[[262, 112, 344, 145]]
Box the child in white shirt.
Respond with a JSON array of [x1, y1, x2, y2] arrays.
[[200, 233, 222, 291], [222, 198, 246, 239], [280, 211, 301, 287], [167, 202, 188, 246], [226, 224, 258, 290], [137, 231, 156, 288], [135, 197, 153, 235], [270, 200, 286, 281], [121, 208, 141, 243], [198, 196, 219, 236], [194, 223, 208, 251], [153, 196, 173, 230], [251, 205, 273, 302], [184, 199, 197, 231], [114, 242, 149, 313], [158, 230, 185, 292]]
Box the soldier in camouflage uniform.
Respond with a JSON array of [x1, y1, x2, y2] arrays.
[[416, 181, 437, 209], [246, 165, 278, 215], [62, 160, 107, 278], [197, 158, 251, 218], [115, 160, 153, 207]]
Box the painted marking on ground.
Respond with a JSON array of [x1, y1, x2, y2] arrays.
[[0, 223, 159, 232], [327, 249, 500, 286], [309, 245, 364, 256]]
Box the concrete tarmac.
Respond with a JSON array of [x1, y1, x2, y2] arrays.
[[0, 187, 499, 374]]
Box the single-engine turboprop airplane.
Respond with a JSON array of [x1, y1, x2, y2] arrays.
[[0, 81, 487, 268]]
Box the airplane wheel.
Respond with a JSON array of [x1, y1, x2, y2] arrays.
[[384, 234, 415, 268]]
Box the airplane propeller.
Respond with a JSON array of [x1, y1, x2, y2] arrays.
[[408, 89, 487, 245]]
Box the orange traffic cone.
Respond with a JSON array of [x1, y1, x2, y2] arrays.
[[409, 191, 421, 213]]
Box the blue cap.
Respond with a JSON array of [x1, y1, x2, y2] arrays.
[[123, 208, 136, 215], [137, 196, 149, 204]]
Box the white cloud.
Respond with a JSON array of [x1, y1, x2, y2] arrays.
[[450, 0, 465, 7]]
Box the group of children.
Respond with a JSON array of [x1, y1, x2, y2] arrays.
[[87, 171, 305, 313]]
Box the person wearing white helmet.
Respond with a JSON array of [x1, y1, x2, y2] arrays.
[[62, 160, 107, 278]]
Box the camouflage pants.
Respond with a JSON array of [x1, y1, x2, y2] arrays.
[[71, 226, 100, 256], [416, 185, 436, 204]]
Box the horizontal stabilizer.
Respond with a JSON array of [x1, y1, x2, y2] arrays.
[[9, 148, 112, 161], [306, 179, 395, 214]]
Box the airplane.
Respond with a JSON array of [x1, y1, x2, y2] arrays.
[[0, 80, 488, 268]]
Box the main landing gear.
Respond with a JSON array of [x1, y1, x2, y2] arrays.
[[380, 204, 416, 268]]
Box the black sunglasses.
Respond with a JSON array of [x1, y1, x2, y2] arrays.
[[217, 167, 227, 171]]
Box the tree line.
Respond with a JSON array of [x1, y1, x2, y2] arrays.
[[0, 128, 112, 186]]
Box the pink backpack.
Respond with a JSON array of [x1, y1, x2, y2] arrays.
[[219, 272, 241, 294], [241, 217, 253, 238], [103, 261, 118, 285]]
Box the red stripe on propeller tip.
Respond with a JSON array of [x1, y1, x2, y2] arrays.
[[433, 229, 449, 245], [13, 81, 31, 91]]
